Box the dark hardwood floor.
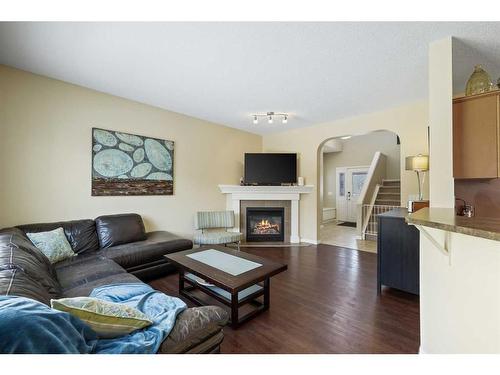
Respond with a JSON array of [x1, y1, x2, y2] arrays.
[[149, 244, 420, 354]]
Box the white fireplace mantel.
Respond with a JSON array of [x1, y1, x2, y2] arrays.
[[218, 184, 314, 243]]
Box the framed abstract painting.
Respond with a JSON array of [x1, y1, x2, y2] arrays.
[[91, 128, 174, 196]]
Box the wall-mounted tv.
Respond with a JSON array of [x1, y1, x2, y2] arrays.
[[244, 153, 297, 185]]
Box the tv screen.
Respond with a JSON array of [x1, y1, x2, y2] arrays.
[[244, 153, 297, 185]]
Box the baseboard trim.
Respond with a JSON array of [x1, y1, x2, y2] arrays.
[[301, 238, 319, 245]]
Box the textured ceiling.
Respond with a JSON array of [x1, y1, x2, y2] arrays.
[[1, 22, 500, 135]]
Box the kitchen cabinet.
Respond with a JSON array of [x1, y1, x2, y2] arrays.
[[453, 91, 500, 179]]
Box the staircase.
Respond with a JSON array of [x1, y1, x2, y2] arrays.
[[375, 179, 401, 206], [363, 179, 401, 240]]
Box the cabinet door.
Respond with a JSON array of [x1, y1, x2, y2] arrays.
[[379, 217, 403, 289], [453, 95, 499, 178], [378, 216, 420, 295], [400, 224, 420, 295]]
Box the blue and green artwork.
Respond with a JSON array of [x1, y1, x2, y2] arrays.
[[91, 128, 174, 196]]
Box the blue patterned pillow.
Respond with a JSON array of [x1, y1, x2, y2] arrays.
[[26, 227, 75, 264]]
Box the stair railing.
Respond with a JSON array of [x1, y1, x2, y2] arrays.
[[356, 151, 387, 236], [361, 184, 380, 239]]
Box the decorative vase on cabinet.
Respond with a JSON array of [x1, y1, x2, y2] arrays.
[[465, 65, 493, 96]]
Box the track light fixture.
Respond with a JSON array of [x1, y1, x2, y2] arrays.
[[251, 112, 289, 125]]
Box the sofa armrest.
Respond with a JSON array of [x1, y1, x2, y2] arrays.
[[157, 306, 228, 354]]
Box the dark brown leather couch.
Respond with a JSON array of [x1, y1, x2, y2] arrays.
[[0, 214, 228, 354]]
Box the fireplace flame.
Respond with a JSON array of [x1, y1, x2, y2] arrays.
[[253, 219, 280, 234]]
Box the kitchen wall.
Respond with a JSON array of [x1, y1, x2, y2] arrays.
[[322, 130, 400, 209], [263, 100, 429, 243], [0, 65, 262, 237], [454, 179, 500, 218]]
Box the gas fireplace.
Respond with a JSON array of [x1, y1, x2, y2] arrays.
[[246, 207, 285, 242]]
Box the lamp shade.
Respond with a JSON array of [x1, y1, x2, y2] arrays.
[[405, 154, 429, 171]]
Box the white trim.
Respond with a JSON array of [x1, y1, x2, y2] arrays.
[[219, 185, 314, 194], [301, 238, 319, 245], [219, 184, 313, 244]]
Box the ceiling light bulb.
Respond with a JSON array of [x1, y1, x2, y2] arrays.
[[253, 115, 258, 124], [268, 115, 273, 124], [282, 115, 288, 124]]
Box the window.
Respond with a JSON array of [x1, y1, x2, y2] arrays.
[[339, 172, 345, 196]]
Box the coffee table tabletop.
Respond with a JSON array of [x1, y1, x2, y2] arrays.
[[165, 245, 287, 328], [165, 245, 287, 293]]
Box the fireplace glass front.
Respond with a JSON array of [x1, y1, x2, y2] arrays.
[[246, 207, 285, 242]]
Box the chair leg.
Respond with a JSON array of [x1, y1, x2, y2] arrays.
[[237, 241, 240, 251]]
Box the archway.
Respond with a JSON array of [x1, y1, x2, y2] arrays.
[[316, 130, 401, 251]]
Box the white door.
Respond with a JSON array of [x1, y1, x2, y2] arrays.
[[346, 167, 369, 222], [336, 166, 369, 223]]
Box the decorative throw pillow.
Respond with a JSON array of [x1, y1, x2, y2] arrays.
[[51, 297, 153, 339], [26, 227, 75, 264]]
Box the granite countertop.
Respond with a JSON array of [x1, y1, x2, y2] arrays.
[[406, 207, 500, 241]]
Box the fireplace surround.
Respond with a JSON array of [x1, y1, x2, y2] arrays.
[[246, 207, 285, 242], [218, 185, 314, 243]]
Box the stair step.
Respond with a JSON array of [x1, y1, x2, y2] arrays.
[[375, 200, 400, 205], [382, 179, 400, 187], [377, 195, 400, 199]]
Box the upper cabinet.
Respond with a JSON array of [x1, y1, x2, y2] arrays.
[[453, 91, 500, 179]]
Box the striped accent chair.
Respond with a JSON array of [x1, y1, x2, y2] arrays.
[[194, 211, 242, 250]]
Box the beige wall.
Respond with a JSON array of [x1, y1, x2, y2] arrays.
[[429, 37, 454, 208], [263, 100, 429, 242], [322, 130, 400, 208], [0, 65, 262, 237]]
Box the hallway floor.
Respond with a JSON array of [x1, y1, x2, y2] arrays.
[[320, 221, 377, 253]]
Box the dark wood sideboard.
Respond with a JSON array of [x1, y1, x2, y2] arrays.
[[377, 208, 420, 295]]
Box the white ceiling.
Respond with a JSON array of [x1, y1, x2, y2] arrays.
[[1, 22, 500, 135]]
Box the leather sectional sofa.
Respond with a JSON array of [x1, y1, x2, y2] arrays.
[[0, 213, 228, 354]]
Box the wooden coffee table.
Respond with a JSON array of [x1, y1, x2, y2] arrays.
[[165, 245, 287, 328]]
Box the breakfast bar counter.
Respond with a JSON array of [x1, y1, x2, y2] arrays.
[[406, 207, 500, 353], [406, 207, 500, 242]]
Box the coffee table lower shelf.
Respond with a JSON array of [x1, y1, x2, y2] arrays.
[[178, 271, 270, 328]]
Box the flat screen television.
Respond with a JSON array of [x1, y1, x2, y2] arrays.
[[244, 153, 297, 185]]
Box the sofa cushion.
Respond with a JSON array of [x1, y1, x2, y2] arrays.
[[0, 269, 55, 306], [54, 251, 139, 296], [18, 219, 100, 254], [0, 228, 61, 304], [95, 213, 147, 248], [193, 231, 242, 245], [158, 306, 228, 353], [0, 228, 56, 277], [104, 231, 193, 270]]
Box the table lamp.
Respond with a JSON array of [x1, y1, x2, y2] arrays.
[[405, 154, 429, 201]]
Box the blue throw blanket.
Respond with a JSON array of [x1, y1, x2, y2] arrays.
[[90, 283, 187, 354], [0, 296, 98, 354], [0, 283, 186, 354]]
